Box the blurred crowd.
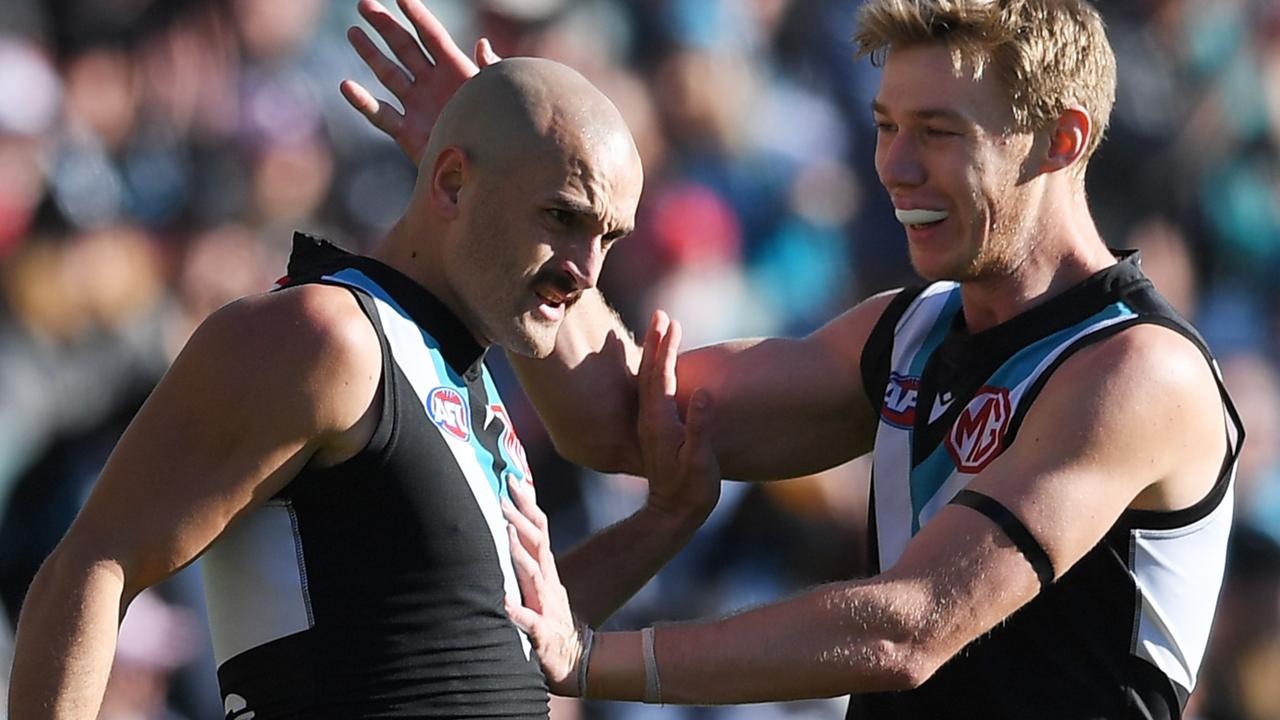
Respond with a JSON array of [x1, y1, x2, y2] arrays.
[[0, 0, 1278, 718]]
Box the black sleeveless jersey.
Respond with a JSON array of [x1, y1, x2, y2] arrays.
[[848, 253, 1243, 720], [201, 234, 547, 719]]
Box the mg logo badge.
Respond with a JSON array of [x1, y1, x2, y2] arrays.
[[946, 386, 1012, 473]]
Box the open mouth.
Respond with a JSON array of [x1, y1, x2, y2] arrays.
[[535, 287, 567, 309], [895, 208, 950, 230], [532, 276, 582, 321]]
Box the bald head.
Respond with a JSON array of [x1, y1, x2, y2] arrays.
[[394, 57, 643, 360], [423, 57, 637, 179]]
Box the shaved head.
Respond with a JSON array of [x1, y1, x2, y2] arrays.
[[400, 57, 643, 359], [422, 57, 637, 182]]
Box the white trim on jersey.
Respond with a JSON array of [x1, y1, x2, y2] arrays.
[[874, 283, 957, 571], [1131, 470, 1236, 693]]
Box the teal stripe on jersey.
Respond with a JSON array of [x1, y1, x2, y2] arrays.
[[326, 268, 504, 501], [905, 299, 1137, 533], [983, 300, 1136, 397], [910, 446, 959, 533], [326, 268, 464, 387]]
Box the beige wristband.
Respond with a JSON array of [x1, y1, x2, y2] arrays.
[[641, 626, 662, 704]]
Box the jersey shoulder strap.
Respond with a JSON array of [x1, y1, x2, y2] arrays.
[[860, 284, 932, 416]]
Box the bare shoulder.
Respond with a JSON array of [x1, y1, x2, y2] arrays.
[[1028, 321, 1225, 509], [185, 283, 382, 443], [1053, 322, 1218, 407], [208, 283, 379, 363], [52, 284, 384, 590]]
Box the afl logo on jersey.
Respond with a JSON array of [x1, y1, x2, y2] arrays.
[[427, 387, 470, 441], [946, 386, 1012, 473], [882, 373, 920, 428]]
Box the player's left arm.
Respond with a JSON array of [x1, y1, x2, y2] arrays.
[[508, 324, 1231, 701]]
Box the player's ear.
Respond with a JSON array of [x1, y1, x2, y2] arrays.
[[1040, 107, 1091, 174], [429, 146, 467, 218]]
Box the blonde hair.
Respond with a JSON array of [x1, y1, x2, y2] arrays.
[[854, 0, 1117, 161]]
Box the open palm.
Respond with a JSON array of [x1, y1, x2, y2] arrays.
[[341, 0, 500, 163]]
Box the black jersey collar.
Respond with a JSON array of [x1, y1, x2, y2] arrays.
[[942, 249, 1147, 358], [285, 232, 486, 376]]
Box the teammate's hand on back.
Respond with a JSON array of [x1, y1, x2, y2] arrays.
[[341, 0, 502, 163]]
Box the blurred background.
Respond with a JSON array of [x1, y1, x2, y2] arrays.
[[0, 0, 1277, 718]]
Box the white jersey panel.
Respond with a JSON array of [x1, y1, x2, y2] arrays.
[[1132, 473, 1236, 692], [202, 501, 312, 666], [873, 282, 958, 570]]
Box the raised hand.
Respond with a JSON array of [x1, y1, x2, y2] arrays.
[[502, 479, 585, 696], [636, 311, 721, 521], [341, 0, 502, 163]]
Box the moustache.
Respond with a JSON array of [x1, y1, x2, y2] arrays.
[[531, 269, 583, 306]]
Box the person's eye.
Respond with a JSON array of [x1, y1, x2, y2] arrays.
[[875, 121, 897, 133], [547, 208, 573, 226]]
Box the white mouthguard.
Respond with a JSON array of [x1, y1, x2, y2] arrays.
[[895, 208, 950, 226]]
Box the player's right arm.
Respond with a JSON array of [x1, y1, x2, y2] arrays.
[[7, 284, 381, 719], [512, 290, 898, 481]]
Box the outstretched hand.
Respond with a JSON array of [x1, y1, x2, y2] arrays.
[[503, 311, 718, 695], [637, 311, 721, 521], [502, 479, 585, 696], [341, 0, 502, 163]]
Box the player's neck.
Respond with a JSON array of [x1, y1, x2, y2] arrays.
[[958, 204, 1114, 333], [372, 218, 488, 347]]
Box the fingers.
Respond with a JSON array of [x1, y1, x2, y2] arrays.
[[682, 388, 717, 465], [397, 0, 475, 72], [502, 496, 542, 569], [503, 596, 539, 634], [507, 523, 544, 614], [638, 310, 671, 402], [339, 80, 405, 138], [347, 25, 414, 100], [637, 310, 669, 385], [658, 317, 682, 400], [684, 389, 713, 437], [502, 594, 579, 690], [507, 480, 561, 586], [475, 38, 502, 67], [356, 0, 434, 76]]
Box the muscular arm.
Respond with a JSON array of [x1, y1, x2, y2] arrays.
[[501, 293, 892, 627], [513, 324, 1230, 701], [512, 290, 897, 480], [7, 286, 380, 719]]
